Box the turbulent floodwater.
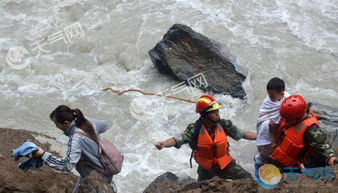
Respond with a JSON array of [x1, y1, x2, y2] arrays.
[[0, 0, 337, 192]]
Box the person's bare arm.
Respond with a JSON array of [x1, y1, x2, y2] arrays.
[[243, 131, 257, 140], [154, 138, 177, 150], [328, 157, 338, 167]]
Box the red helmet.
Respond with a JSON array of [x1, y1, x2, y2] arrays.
[[280, 95, 307, 121], [195, 94, 221, 113]]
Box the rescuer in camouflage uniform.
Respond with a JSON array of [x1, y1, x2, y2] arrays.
[[154, 95, 257, 181], [266, 95, 337, 169]]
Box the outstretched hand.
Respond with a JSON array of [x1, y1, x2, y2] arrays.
[[154, 141, 165, 150], [328, 156, 338, 167], [32, 147, 45, 158], [154, 138, 177, 150]]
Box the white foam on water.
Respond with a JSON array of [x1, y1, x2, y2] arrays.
[[275, 0, 338, 56]]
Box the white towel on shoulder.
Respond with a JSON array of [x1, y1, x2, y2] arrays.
[[256, 93, 289, 146]]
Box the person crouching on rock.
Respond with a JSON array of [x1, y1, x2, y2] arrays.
[[267, 95, 338, 169], [154, 94, 257, 181], [32, 105, 114, 193]]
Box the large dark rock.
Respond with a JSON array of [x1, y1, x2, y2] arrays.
[[149, 24, 246, 99], [78, 171, 116, 193], [312, 103, 338, 148], [143, 172, 197, 193]]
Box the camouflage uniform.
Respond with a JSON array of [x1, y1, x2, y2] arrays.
[[303, 125, 336, 167], [266, 124, 336, 168], [174, 119, 252, 181]]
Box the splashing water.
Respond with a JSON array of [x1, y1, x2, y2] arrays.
[[0, 0, 337, 192]]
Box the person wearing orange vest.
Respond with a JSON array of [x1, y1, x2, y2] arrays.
[[268, 95, 337, 168], [154, 94, 257, 181]]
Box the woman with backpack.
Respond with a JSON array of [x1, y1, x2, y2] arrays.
[[32, 105, 117, 193]]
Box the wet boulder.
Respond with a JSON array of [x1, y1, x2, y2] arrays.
[[143, 172, 197, 193], [78, 171, 116, 193], [312, 103, 338, 148], [149, 24, 246, 99]]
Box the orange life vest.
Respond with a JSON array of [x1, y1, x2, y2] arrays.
[[273, 119, 286, 145], [193, 123, 233, 170], [269, 111, 319, 167]]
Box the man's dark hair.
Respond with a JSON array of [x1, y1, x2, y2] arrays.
[[266, 77, 285, 91]]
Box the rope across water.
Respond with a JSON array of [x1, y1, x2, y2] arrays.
[[101, 87, 197, 104]]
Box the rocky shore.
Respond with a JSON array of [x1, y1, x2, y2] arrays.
[[0, 128, 115, 193], [1, 126, 337, 193], [144, 167, 338, 193], [0, 128, 76, 193]]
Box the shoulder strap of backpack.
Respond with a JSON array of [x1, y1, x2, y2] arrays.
[[73, 131, 108, 173], [74, 131, 91, 139], [74, 131, 102, 156], [74, 131, 99, 143], [189, 117, 203, 168]]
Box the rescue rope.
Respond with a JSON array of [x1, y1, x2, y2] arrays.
[[101, 87, 197, 104]]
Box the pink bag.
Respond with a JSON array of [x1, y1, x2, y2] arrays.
[[75, 131, 124, 175], [99, 137, 124, 175]]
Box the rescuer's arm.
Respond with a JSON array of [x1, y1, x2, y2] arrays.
[[220, 119, 256, 140], [304, 125, 336, 166], [243, 131, 257, 140], [154, 123, 196, 150]]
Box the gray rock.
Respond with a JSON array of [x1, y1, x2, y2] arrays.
[[312, 103, 338, 148], [78, 171, 116, 193], [143, 172, 196, 193], [149, 24, 246, 99]]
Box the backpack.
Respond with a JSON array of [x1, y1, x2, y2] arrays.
[[74, 131, 124, 175]]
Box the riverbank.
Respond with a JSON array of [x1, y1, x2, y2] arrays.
[[0, 128, 76, 193], [144, 164, 338, 193], [1, 127, 337, 193]]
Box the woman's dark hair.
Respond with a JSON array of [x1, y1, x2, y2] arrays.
[[49, 105, 75, 124], [50, 105, 97, 140], [266, 77, 285, 92]]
